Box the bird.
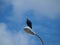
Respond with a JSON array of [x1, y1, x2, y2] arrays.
[[26, 18, 32, 29], [24, 18, 35, 35]]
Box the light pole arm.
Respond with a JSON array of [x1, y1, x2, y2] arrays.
[[35, 34, 45, 45], [24, 26, 45, 45]]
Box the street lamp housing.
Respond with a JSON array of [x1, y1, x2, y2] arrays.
[[24, 26, 35, 35]]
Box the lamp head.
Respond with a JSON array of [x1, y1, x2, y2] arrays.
[[24, 26, 35, 35]]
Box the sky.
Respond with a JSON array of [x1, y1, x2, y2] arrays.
[[0, 0, 60, 45]]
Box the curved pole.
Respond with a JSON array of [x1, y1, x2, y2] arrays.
[[35, 34, 45, 45], [24, 26, 45, 45]]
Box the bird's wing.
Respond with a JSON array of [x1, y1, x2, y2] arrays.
[[26, 18, 32, 29]]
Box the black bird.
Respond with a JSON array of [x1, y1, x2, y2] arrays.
[[26, 18, 32, 29]]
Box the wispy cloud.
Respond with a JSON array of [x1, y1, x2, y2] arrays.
[[11, 0, 60, 20], [0, 23, 37, 45], [0, 23, 13, 45], [2, 0, 59, 23]]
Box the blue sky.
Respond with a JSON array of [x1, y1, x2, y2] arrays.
[[0, 0, 60, 45]]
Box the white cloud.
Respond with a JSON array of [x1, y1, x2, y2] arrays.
[[1, 0, 60, 22], [0, 23, 36, 45], [0, 23, 13, 45], [2, 0, 59, 23], [11, 0, 60, 20]]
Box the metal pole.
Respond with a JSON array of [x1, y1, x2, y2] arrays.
[[35, 34, 45, 45]]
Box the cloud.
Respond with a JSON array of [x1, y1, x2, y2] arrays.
[[0, 0, 60, 22], [0, 23, 13, 45], [11, 0, 60, 20], [1, 0, 59, 24], [0, 23, 37, 45]]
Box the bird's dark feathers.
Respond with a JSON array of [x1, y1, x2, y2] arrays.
[[26, 18, 32, 29]]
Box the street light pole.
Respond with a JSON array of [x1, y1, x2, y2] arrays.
[[35, 34, 45, 45], [24, 18, 45, 45], [24, 26, 45, 45]]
